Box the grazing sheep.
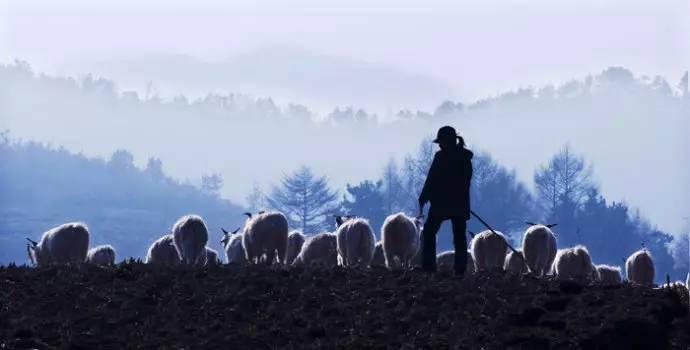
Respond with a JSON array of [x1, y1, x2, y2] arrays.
[[436, 250, 475, 274], [86, 245, 116, 265], [522, 223, 558, 276], [371, 241, 385, 267], [504, 250, 528, 274], [470, 230, 508, 271], [595, 264, 622, 285], [292, 233, 338, 267], [286, 231, 306, 265], [553, 245, 597, 281], [205, 247, 220, 266], [242, 211, 289, 264], [436, 250, 455, 271], [145, 234, 181, 265], [335, 216, 376, 267], [26, 222, 90, 266], [381, 213, 420, 269], [221, 227, 247, 265], [172, 214, 209, 265], [626, 249, 655, 286]]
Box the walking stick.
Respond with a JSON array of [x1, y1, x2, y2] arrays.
[[470, 210, 525, 262]]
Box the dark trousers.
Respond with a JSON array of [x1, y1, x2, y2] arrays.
[[421, 209, 468, 274]]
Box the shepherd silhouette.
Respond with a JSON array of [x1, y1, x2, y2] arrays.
[[418, 126, 473, 274]]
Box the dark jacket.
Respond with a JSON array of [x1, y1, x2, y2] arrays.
[[419, 146, 473, 220]]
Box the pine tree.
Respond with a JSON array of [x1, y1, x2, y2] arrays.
[[266, 166, 339, 234]]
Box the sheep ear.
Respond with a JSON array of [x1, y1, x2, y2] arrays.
[[243, 212, 252, 219], [221, 228, 229, 235], [525, 221, 537, 226], [257, 210, 265, 215], [26, 237, 37, 247], [546, 223, 558, 228], [232, 227, 241, 234]]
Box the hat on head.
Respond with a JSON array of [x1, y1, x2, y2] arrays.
[[433, 125, 457, 144]]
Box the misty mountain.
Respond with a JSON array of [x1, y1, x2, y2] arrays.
[[63, 46, 452, 112], [1, 61, 688, 243], [0, 137, 246, 265]]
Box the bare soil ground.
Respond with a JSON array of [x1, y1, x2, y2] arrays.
[[1, 262, 688, 349]]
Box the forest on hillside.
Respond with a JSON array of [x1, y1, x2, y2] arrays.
[[0, 130, 687, 281]]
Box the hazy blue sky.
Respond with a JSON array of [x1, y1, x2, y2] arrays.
[[2, 0, 688, 101]]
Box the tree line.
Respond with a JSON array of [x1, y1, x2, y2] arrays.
[[257, 140, 688, 281]]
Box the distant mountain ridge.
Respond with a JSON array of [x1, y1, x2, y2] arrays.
[[66, 46, 452, 112]]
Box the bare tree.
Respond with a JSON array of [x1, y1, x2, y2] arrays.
[[534, 144, 593, 212], [400, 138, 435, 212], [381, 158, 404, 214]]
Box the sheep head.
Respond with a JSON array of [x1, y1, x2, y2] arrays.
[[220, 227, 241, 246], [333, 215, 355, 228], [25, 237, 37, 266]]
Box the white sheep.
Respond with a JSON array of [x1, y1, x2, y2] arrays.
[[381, 213, 420, 269], [221, 227, 247, 265], [521, 223, 558, 276], [335, 216, 376, 267], [86, 245, 116, 265], [504, 249, 528, 274], [436, 250, 475, 274], [470, 230, 508, 271], [292, 232, 338, 267], [371, 241, 386, 267], [595, 264, 622, 285], [436, 250, 455, 271], [26, 222, 90, 266], [242, 211, 289, 264], [626, 249, 655, 286], [172, 214, 209, 265], [145, 234, 181, 265], [286, 231, 306, 265], [205, 247, 220, 266], [553, 245, 597, 281]]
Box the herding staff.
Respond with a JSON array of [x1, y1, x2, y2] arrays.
[[470, 210, 525, 262]]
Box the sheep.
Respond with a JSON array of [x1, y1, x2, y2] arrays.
[[371, 241, 386, 267], [242, 211, 289, 264], [470, 230, 508, 271], [381, 213, 421, 269], [172, 214, 209, 265], [86, 245, 116, 265], [437, 250, 454, 271], [626, 249, 655, 286], [286, 231, 306, 265], [595, 264, 622, 285], [521, 223, 558, 276], [437, 250, 475, 274], [292, 233, 338, 267], [504, 249, 528, 274], [145, 234, 181, 265], [335, 216, 376, 267], [553, 245, 597, 281], [26, 222, 90, 266], [205, 247, 220, 266], [221, 227, 247, 265]]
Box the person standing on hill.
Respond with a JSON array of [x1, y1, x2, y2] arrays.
[[418, 126, 474, 275]]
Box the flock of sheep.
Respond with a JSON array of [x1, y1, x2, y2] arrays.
[[24, 211, 690, 293]]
